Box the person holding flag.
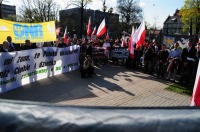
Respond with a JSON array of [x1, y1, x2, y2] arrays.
[[106, 32, 109, 40], [126, 27, 135, 68], [63, 26, 70, 46], [127, 20, 146, 68]]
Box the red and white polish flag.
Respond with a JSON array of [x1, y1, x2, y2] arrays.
[[63, 26, 68, 44], [132, 19, 146, 49], [87, 17, 92, 36], [91, 26, 96, 35], [96, 18, 106, 38], [128, 26, 135, 59], [190, 60, 200, 106]]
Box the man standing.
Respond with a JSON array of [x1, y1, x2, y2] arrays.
[[102, 39, 111, 63], [157, 44, 169, 78], [7, 36, 16, 51], [180, 40, 197, 85], [166, 42, 182, 82], [21, 40, 36, 50]]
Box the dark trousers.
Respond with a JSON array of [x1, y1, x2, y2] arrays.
[[144, 59, 153, 74], [180, 60, 195, 84], [157, 62, 167, 78], [81, 67, 94, 78]]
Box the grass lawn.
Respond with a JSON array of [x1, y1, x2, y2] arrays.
[[165, 83, 193, 96]]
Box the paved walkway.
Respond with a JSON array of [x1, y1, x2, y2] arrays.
[[0, 64, 191, 106]]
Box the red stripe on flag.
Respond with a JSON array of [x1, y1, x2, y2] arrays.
[[87, 17, 91, 36], [194, 76, 200, 106], [97, 26, 106, 38], [129, 26, 135, 59], [63, 27, 68, 44], [136, 30, 146, 49], [96, 19, 106, 38]]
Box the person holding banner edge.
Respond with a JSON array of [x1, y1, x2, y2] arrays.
[[7, 36, 16, 52], [0, 41, 10, 52]]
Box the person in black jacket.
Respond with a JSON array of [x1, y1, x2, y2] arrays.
[[57, 38, 66, 48], [179, 40, 197, 85], [86, 41, 93, 57], [0, 41, 10, 52], [156, 44, 169, 78], [143, 43, 155, 74], [21, 40, 36, 50], [7, 36, 16, 51]]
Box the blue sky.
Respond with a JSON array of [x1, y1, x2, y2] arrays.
[[86, 0, 185, 28], [5, 0, 185, 28]]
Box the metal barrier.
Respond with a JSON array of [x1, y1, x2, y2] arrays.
[[0, 99, 200, 132]]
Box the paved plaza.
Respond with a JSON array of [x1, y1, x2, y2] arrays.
[[0, 64, 190, 107]]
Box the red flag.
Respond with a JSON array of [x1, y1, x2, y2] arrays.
[[128, 26, 135, 59], [106, 32, 109, 40], [91, 26, 96, 35], [132, 20, 146, 49], [56, 27, 60, 36], [96, 19, 106, 38], [191, 60, 200, 106], [87, 17, 92, 36], [63, 26, 68, 44]]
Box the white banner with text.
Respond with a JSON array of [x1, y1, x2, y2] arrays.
[[0, 45, 80, 93]]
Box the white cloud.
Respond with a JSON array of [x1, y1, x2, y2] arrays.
[[87, 0, 117, 13], [139, 2, 146, 7], [0, 26, 9, 31]]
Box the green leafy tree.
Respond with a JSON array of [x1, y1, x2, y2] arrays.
[[180, 0, 200, 35]]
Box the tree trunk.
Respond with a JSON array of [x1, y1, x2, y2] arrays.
[[80, 0, 84, 38]]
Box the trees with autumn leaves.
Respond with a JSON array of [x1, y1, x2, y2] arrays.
[[180, 0, 200, 35]]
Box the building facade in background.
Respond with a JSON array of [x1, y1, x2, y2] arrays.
[[59, 8, 119, 38], [163, 9, 185, 36], [162, 9, 196, 48], [0, 4, 16, 20]]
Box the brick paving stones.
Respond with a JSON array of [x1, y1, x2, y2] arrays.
[[0, 64, 191, 107]]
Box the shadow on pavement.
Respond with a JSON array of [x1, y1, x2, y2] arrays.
[[0, 64, 136, 103]]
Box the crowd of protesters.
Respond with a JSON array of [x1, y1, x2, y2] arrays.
[[1, 35, 200, 85], [112, 38, 200, 86]]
